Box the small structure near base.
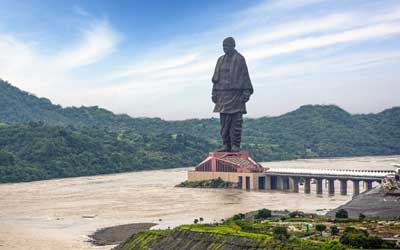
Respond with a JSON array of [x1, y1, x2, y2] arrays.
[[187, 151, 267, 190]]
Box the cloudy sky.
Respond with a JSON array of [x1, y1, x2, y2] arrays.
[[1, 0, 399, 119]]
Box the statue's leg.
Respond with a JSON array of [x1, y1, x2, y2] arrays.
[[219, 113, 231, 151], [230, 112, 243, 152]]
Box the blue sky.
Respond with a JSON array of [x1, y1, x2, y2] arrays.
[[1, 0, 400, 119]]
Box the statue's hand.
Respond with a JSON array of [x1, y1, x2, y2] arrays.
[[241, 94, 250, 103], [212, 95, 217, 103]]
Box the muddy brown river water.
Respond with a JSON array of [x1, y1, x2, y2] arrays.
[[0, 155, 398, 250]]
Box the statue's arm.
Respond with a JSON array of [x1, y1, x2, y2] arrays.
[[212, 57, 222, 84], [241, 57, 253, 102], [211, 57, 222, 103]]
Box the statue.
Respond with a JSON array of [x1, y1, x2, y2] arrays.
[[212, 37, 253, 152]]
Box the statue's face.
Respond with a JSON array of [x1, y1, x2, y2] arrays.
[[223, 44, 235, 56]]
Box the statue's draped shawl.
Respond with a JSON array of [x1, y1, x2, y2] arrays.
[[212, 50, 253, 114]]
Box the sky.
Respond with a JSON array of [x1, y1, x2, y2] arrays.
[[0, 0, 399, 120]]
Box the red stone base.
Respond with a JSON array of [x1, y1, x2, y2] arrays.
[[195, 151, 265, 173]]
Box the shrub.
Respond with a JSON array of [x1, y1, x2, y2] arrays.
[[273, 226, 289, 241], [232, 213, 245, 220], [315, 224, 327, 234], [358, 213, 366, 220], [280, 215, 289, 221], [255, 208, 271, 219], [340, 232, 383, 249], [335, 209, 348, 219], [288, 210, 305, 218], [330, 225, 339, 235], [343, 226, 361, 234]]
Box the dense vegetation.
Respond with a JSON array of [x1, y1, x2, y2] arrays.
[[0, 123, 214, 183], [115, 209, 400, 250], [176, 178, 235, 188], [1, 79, 399, 183]]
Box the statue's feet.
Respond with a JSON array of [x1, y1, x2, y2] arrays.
[[231, 145, 240, 152], [216, 145, 231, 152]]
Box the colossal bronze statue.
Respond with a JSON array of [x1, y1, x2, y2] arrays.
[[212, 37, 253, 152]]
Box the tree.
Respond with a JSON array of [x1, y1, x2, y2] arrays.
[[288, 210, 305, 218], [340, 232, 383, 249], [315, 224, 327, 234], [232, 213, 245, 220], [273, 226, 289, 241], [358, 213, 366, 220], [0, 150, 15, 166], [335, 209, 348, 219], [330, 225, 339, 235], [199, 217, 204, 223], [193, 219, 199, 224], [255, 208, 271, 219]]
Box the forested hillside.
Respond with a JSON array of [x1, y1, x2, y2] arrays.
[[0, 79, 399, 183], [0, 123, 214, 182]]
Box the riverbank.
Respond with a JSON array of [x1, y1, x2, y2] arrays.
[[112, 208, 400, 250], [326, 187, 400, 219], [102, 186, 400, 249], [88, 223, 157, 246]]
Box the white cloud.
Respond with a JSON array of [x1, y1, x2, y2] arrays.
[[53, 20, 120, 69], [253, 50, 400, 80], [0, 19, 120, 97], [240, 13, 355, 48], [1, 1, 400, 119], [108, 52, 200, 80], [244, 0, 326, 15], [245, 22, 400, 61]]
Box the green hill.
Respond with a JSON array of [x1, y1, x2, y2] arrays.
[[0, 79, 399, 183], [0, 123, 214, 183]]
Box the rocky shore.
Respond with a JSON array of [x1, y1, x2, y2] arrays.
[[88, 223, 157, 246], [326, 187, 400, 219]]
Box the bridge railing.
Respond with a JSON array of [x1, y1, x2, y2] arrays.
[[265, 168, 395, 177]]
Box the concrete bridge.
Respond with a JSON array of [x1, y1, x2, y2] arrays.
[[260, 168, 395, 195], [188, 152, 398, 196]]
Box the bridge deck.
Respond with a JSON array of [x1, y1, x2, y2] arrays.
[[264, 167, 394, 180]]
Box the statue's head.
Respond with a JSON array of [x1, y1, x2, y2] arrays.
[[223, 37, 236, 56]]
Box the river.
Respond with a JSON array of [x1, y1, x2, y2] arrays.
[[0, 155, 398, 250]]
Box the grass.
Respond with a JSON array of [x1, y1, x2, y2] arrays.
[[115, 209, 400, 250], [178, 224, 273, 240], [118, 230, 168, 250]]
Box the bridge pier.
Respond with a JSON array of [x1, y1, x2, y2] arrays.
[[340, 179, 347, 195], [289, 177, 299, 193], [265, 176, 271, 190], [283, 177, 290, 190], [328, 179, 335, 195], [353, 180, 360, 196], [264, 168, 388, 195], [316, 178, 323, 195], [276, 176, 284, 190], [304, 177, 311, 194], [365, 180, 373, 190]]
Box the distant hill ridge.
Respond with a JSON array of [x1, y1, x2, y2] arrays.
[[1, 78, 398, 130], [0, 79, 399, 183], [0, 79, 167, 130]]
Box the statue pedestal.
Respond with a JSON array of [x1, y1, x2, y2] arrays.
[[187, 151, 267, 190], [195, 151, 264, 173]]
